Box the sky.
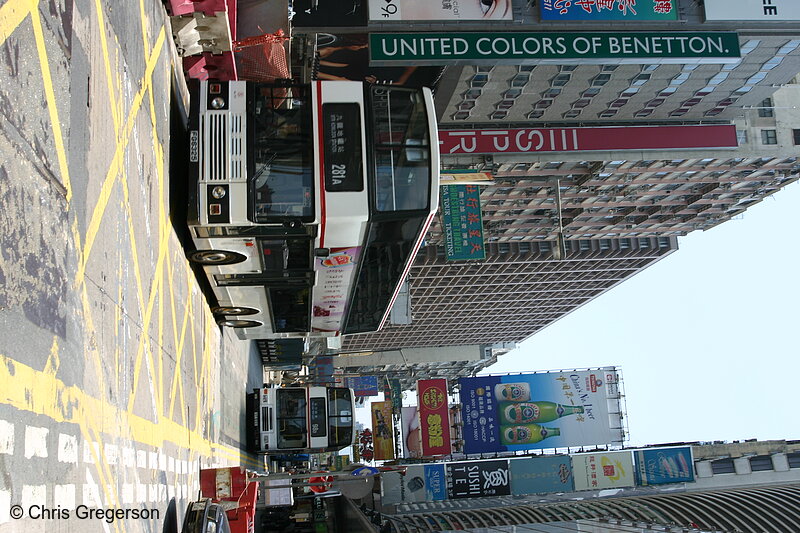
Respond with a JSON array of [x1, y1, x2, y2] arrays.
[[485, 181, 800, 447]]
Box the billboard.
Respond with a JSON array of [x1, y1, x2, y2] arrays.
[[401, 406, 422, 458], [458, 369, 623, 454], [446, 460, 511, 499], [541, 0, 678, 21], [347, 376, 380, 397], [369, 32, 741, 65], [440, 125, 739, 155], [704, 0, 800, 20], [509, 456, 575, 495], [369, 0, 512, 21], [634, 446, 695, 486], [381, 464, 447, 504], [371, 401, 395, 460], [417, 379, 453, 456], [573, 451, 635, 491], [441, 184, 486, 261]]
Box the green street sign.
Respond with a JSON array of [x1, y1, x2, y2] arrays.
[[369, 32, 741, 65]]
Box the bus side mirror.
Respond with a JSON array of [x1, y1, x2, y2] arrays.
[[314, 248, 330, 257]]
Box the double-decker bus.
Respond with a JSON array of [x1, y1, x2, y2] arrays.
[[185, 80, 439, 340], [246, 385, 355, 454]]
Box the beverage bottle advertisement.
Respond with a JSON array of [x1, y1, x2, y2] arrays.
[[458, 368, 623, 454]]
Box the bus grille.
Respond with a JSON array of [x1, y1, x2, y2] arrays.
[[202, 112, 246, 182]]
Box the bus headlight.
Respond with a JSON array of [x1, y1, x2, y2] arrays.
[[211, 186, 227, 199], [210, 96, 226, 109]]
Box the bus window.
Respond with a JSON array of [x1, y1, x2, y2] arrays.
[[327, 388, 354, 449], [277, 389, 308, 448]]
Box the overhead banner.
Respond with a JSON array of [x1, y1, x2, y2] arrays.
[[369, 32, 741, 65], [417, 379, 453, 456], [704, 0, 800, 20], [371, 401, 396, 461], [509, 456, 575, 495], [347, 376, 380, 397], [446, 460, 511, 499], [573, 451, 635, 491], [458, 369, 623, 454], [541, 0, 678, 21], [369, 0, 512, 21], [440, 125, 739, 155], [381, 464, 447, 504], [634, 446, 695, 486], [441, 184, 486, 261]]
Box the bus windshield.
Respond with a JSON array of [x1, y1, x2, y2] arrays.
[[276, 388, 308, 449], [328, 388, 354, 448], [250, 85, 314, 223], [370, 86, 432, 213]]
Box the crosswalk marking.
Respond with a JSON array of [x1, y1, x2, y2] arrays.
[[137, 449, 147, 468], [0, 420, 14, 455], [24, 425, 49, 458], [0, 490, 11, 523], [105, 443, 119, 465], [22, 484, 46, 507], [54, 484, 76, 509]]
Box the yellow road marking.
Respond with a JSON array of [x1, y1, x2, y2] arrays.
[[43, 337, 60, 376], [29, 5, 73, 201], [93, 0, 121, 133], [0, 0, 36, 46]]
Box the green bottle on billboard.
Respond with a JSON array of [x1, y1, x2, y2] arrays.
[[500, 424, 560, 445], [501, 401, 584, 424], [494, 383, 530, 402]]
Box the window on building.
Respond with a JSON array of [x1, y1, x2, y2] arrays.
[[658, 237, 670, 248], [761, 129, 778, 145], [599, 239, 611, 250], [737, 130, 748, 144], [711, 458, 736, 474], [619, 238, 631, 249], [579, 240, 591, 251], [749, 455, 774, 472], [788, 451, 800, 468], [792, 129, 800, 145], [758, 98, 774, 117], [638, 238, 650, 249]]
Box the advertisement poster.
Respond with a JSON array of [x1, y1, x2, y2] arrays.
[[440, 125, 738, 155], [381, 464, 447, 504], [704, 0, 800, 20], [441, 184, 486, 261], [369, 0, 512, 21], [446, 460, 511, 499], [573, 451, 635, 491], [541, 0, 678, 21], [371, 401, 395, 460], [401, 406, 422, 458], [458, 369, 623, 454], [417, 379, 453, 455], [311, 247, 361, 333], [634, 446, 695, 486], [509, 456, 575, 495]]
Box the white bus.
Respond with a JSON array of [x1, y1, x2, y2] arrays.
[[185, 80, 439, 340], [246, 385, 355, 454]]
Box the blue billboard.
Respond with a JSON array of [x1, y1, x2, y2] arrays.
[[346, 376, 380, 397], [541, 0, 678, 21], [634, 446, 695, 486], [458, 369, 623, 454], [510, 456, 575, 495], [424, 463, 448, 500]]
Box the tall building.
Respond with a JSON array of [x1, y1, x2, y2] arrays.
[[378, 440, 800, 533]]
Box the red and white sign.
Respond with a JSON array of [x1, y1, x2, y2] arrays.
[[439, 125, 738, 155], [417, 379, 452, 456]]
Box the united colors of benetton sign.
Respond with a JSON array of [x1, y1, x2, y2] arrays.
[[369, 32, 741, 65]]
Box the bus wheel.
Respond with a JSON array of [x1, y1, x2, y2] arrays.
[[217, 319, 262, 328], [211, 306, 259, 316], [187, 250, 246, 265]]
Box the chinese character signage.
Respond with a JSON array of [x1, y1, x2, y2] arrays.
[[573, 451, 635, 491], [446, 460, 511, 499], [634, 446, 695, 486], [311, 247, 362, 333], [704, 0, 800, 20], [371, 401, 396, 461], [390, 378, 403, 413], [346, 376, 380, 397], [369, 0, 512, 21], [541, 0, 678, 21], [417, 379, 453, 456], [369, 32, 741, 65], [440, 125, 738, 155], [441, 185, 486, 261], [458, 368, 624, 454], [509, 456, 575, 495]]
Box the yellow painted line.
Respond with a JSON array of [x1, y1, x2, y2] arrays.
[[81, 425, 123, 533], [29, 5, 72, 201], [0, 0, 36, 46], [0, 352, 245, 460], [93, 0, 121, 133], [43, 337, 60, 376], [75, 27, 166, 286]]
